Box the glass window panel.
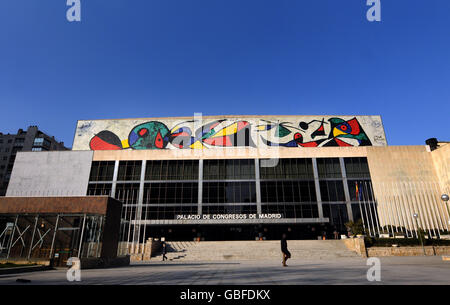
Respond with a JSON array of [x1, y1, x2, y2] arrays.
[[143, 182, 198, 204], [344, 157, 371, 178], [260, 158, 314, 180], [317, 158, 342, 179], [87, 183, 112, 196], [117, 161, 141, 181], [204, 159, 255, 180], [322, 180, 345, 202], [89, 161, 115, 181], [144, 160, 198, 180], [115, 183, 140, 204]]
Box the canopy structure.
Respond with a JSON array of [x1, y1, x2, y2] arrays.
[[0, 196, 122, 266]]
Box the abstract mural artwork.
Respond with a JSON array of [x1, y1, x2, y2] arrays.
[[72, 116, 387, 150]]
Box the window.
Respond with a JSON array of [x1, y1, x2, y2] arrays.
[[202, 205, 257, 215], [351, 202, 377, 223], [344, 157, 371, 178], [143, 206, 198, 220], [258, 158, 318, 219], [261, 181, 316, 203], [260, 158, 314, 180], [87, 183, 112, 196], [33, 138, 44, 145], [143, 182, 198, 204], [203, 159, 255, 180], [117, 161, 142, 181], [317, 158, 342, 179], [261, 204, 318, 218], [203, 182, 256, 204], [322, 204, 349, 230], [115, 183, 140, 204], [347, 180, 374, 202], [319, 180, 346, 202], [43, 139, 51, 147], [89, 161, 115, 181], [145, 160, 198, 180]]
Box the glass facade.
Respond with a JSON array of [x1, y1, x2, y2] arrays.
[[89, 161, 114, 182], [259, 158, 318, 219], [202, 159, 257, 220], [203, 159, 254, 180], [343, 157, 377, 232], [87, 157, 377, 240], [145, 160, 198, 180]]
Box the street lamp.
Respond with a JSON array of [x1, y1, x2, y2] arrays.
[[413, 213, 426, 256], [442, 194, 450, 225]]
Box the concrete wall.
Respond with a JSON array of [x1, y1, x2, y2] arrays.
[[367, 246, 450, 257], [366, 146, 450, 233], [6, 151, 93, 197], [72, 115, 387, 150], [91, 145, 370, 161], [343, 237, 367, 257], [431, 143, 450, 196]]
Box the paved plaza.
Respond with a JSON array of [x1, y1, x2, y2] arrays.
[[0, 256, 449, 285]]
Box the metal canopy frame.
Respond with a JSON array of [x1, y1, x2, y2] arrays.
[[0, 213, 105, 262]]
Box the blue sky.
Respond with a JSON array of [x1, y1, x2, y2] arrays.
[[0, 0, 449, 147]]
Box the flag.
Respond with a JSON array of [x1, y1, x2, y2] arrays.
[[355, 182, 361, 201]]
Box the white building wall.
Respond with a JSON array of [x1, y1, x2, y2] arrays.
[[6, 151, 93, 197]]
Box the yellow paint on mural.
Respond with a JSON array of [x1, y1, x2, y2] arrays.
[[211, 123, 238, 138], [333, 128, 346, 137], [121, 139, 130, 149], [190, 140, 205, 149], [256, 125, 267, 131]]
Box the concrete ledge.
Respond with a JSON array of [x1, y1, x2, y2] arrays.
[[0, 259, 52, 266], [80, 256, 130, 269], [0, 265, 52, 275], [367, 246, 450, 257], [343, 237, 367, 257]]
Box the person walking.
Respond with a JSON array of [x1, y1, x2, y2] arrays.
[[333, 228, 339, 240], [162, 241, 168, 261], [281, 233, 291, 267]]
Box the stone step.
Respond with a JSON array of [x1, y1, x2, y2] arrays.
[[151, 240, 359, 261]]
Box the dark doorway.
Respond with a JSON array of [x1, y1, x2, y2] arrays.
[[145, 223, 332, 241]]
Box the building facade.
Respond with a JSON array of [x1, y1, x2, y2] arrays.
[[4, 116, 450, 248], [0, 126, 68, 196]]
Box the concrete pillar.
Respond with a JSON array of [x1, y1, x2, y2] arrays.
[[111, 160, 119, 197], [198, 159, 203, 215], [312, 158, 324, 220], [133, 160, 146, 245], [255, 159, 262, 215]]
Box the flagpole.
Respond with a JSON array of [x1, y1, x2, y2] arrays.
[[356, 181, 367, 234], [361, 181, 373, 236]]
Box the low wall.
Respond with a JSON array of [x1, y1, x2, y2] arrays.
[[0, 258, 52, 266], [121, 238, 162, 262], [0, 264, 52, 275], [367, 246, 450, 257], [80, 256, 130, 269], [342, 237, 367, 257]]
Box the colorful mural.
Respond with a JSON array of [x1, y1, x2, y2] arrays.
[[72, 116, 387, 150]]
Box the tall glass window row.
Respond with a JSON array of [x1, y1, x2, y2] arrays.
[[87, 158, 373, 221]]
